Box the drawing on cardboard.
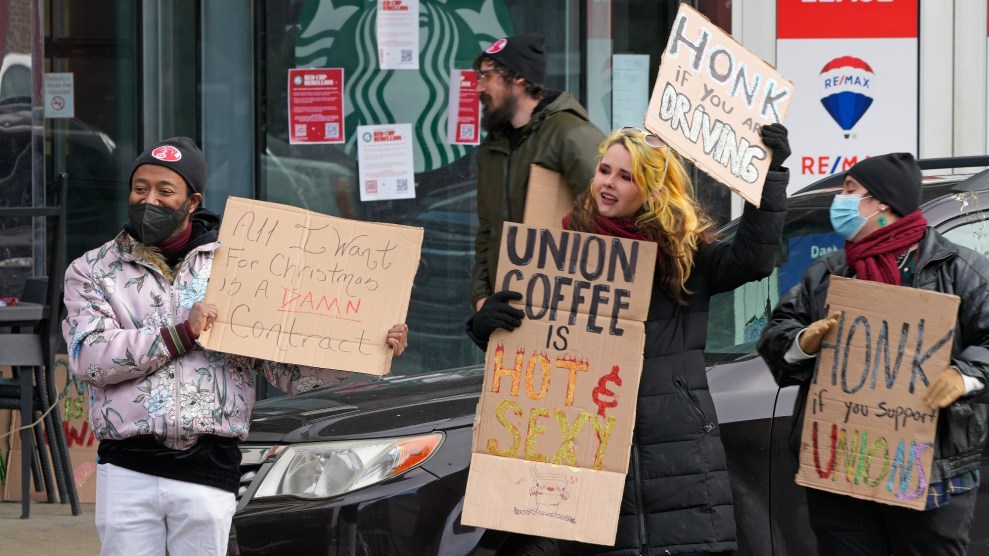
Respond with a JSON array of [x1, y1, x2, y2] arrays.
[[513, 468, 577, 523]]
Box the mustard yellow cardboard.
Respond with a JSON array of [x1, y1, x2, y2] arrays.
[[523, 165, 574, 230], [644, 3, 795, 207], [463, 223, 656, 545], [200, 197, 423, 375], [796, 276, 959, 510]]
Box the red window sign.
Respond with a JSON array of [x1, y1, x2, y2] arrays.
[[288, 68, 345, 144]]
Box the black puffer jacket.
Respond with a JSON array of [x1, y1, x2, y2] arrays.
[[581, 169, 788, 555], [757, 228, 989, 483]]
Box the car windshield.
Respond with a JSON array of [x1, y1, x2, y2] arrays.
[[706, 199, 838, 361]]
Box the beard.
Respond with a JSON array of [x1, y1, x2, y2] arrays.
[[480, 89, 518, 133]]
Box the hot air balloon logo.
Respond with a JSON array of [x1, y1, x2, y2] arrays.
[[819, 56, 874, 138]]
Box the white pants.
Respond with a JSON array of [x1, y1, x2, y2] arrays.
[[95, 463, 237, 556]]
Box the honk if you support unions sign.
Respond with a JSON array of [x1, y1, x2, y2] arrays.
[[462, 224, 656, 546], [645, 3, 795, 207], [200, 197, 422, 376], [796, 276, 959, 510]]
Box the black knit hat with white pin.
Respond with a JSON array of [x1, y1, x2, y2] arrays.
[[129, 136, 208, 196]]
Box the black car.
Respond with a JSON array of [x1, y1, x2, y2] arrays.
[[229, 162, 989, 556]]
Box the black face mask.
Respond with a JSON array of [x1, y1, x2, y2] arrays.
[[128, 202, 187, 245]]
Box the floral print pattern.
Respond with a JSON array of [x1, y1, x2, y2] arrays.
[[89, 268, 116, 297], [141, 312, 170, 335], [178, 273, 208, 309], [180, 383, 217, 418], [294, 375, 326, 393], [61, 230, 349, 450], [69, 331, 87, 358], [143, 383, 174, 418]]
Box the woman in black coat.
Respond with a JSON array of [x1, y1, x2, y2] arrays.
[[471, 125, 790, 554]]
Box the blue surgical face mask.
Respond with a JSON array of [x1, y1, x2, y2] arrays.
[[830, 194, 878, 241]]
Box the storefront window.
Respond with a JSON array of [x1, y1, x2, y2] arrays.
[[18, 0, 735, 372], [0, 0, 37, 298], [44, 0, 140, 274], [260, 1, 588, 374], [201, 0, 255, 214], [255, 0, 733, 375]]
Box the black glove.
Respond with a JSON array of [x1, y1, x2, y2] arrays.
[[468, 290, 525, 347], [760, 123, 791, 171]]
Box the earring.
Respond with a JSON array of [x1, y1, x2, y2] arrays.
[[878, 215, 888, 227]]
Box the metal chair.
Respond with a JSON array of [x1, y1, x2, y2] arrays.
[[0, 332, 51, 517], [2, 277, 59, 503], [0, 173, 80, 517]]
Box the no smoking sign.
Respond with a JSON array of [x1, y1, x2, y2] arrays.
[[43, 73, 74, 118]]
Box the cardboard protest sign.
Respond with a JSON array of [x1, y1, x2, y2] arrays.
[[796, 276, 959, 510], [644, 3, 795, 206], [200, 197, 423, 376], [523, 165, 573, 230], [462, 224, 656, 545]]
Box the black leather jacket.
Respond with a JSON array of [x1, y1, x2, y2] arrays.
[[757, 228, 989, 483]]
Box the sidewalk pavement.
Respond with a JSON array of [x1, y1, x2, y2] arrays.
[[0, 501, 99, 555]]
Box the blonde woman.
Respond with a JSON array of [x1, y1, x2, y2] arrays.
[[569, 125, 790, 555]]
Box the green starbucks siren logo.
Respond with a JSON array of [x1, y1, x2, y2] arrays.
[[296, 0, 512, 172]]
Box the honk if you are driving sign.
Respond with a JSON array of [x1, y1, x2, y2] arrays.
[[199, 197, 422, 376], [462, 224, 656, 546], [645, 3, 795, 206]]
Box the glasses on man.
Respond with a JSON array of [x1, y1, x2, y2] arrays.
[[477, 68, 500, 82], [620, 126, 666, 149]]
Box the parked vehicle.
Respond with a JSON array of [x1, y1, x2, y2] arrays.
[[229, 161, 989, 556]]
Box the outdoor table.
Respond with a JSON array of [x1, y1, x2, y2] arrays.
[[0, 302, 45, 326]]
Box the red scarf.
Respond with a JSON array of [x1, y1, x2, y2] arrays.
[[562, 212, 648, 241], [844, 211, 927, 285], [562, 212, 662, 269], [563, 213, 649, 240], [155, 222, 193, 256]]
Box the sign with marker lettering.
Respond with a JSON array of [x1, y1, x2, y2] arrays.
[[462, 224, 656, 545], [796, 276, 959, 510], [644, 3, 795, 206], [199, 197, 423, 375]]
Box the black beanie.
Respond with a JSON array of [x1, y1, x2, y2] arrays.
[[129, 136, 208, 196], [482, 33, 547, 85], [845, 152, 922, 217]]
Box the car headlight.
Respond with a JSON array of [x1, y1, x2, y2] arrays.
[[253, 433, 444, 499]]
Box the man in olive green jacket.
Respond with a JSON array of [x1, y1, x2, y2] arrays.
[[470, 33, 605, 310]]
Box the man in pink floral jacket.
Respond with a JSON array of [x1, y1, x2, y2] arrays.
[[62, 137, 409, 556]]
